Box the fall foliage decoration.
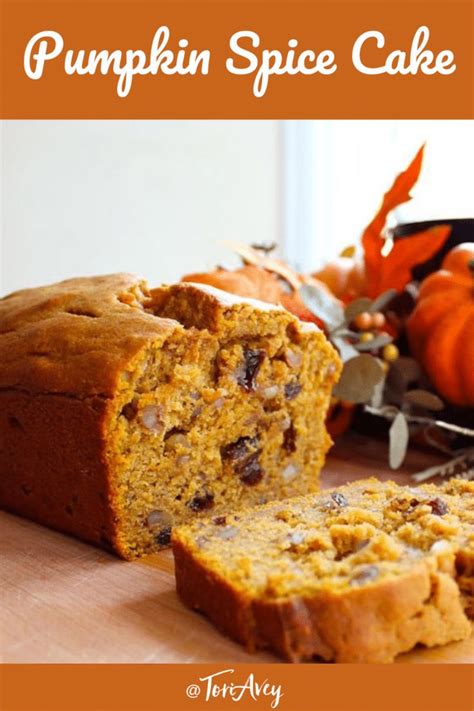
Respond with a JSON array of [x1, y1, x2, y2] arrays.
[[407, 242, 474, 407], [365, 224, 451, 298], [179, 144, 473, 479], [314, 145, 451, 303]]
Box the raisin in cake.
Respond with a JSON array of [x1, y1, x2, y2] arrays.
[[172, 478, 474, 663], [0, 275, 340, 559]]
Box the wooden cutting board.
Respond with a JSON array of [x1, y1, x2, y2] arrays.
[[1, 433, 472, 664]]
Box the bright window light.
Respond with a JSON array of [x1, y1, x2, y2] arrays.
[[281, 120, 474, 271]]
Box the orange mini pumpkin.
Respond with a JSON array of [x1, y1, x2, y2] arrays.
[[182, 264, 337, 327], [312, 256, 366, 302], [183, 265, 284, 304], [407, 242, 474, 407]]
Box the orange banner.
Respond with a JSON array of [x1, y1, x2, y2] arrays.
[[1, 664, 473, 711], [1, 0, 473, 118]]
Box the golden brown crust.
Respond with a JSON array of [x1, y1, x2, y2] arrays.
[[0, 274, 177, 396], [174, 536, 471, 663], [250, 565, 470, 662], [0, 389, 117, 550], [173, 538, 256, 648], [0, 274, 340, 558], [0, 274, 179, 553], [172, 478, 473, 662]]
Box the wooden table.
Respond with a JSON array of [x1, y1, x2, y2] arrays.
[[1, 434, 472, 663]]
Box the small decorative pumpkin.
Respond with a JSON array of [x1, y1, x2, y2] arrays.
[[312, 256, 366, 302], [407, 242, 474, 407], [183, 265, 284, 303], [182, 264, 338, 327]]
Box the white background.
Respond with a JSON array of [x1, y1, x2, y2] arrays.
[[1, 120, 472, 295], [0, 120, 280, 294]]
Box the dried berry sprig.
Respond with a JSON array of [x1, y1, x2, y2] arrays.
[[411, 449, 474, 483], [360, 344, 474, 478], [365, 405, 474, 439], [365, 404, 474, 476], [300, 283, 397, 405]]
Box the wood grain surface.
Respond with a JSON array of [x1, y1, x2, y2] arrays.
[[1, 433, 472, 664]]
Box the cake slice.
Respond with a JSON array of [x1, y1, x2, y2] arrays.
[[0, 275, 340, 559], [439, 478, 474, 616], [172, 477, 474, 663]]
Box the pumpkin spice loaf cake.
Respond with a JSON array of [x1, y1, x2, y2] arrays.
[[0, 275, 340, 559], [172, 477, 474, 663]]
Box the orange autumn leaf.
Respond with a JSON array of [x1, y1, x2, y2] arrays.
[[369, 225, 452, 297], [362, 144, 425, 289]]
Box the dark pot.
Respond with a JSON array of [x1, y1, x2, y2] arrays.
[[392, 218, 474, 281]]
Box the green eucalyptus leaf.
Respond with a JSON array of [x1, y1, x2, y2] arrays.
[[331, 336, 360, 363], [299, 284, 345, 330], [355, 334, 393, 352], [389, 411, 409, 469], [370, 369, 387, 408], [404, 389, 445, 412], [388, 356, 422, 391], [333, 354, 385, 403], [370, 289, 397, 313], [331, 327, 359, 339]]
